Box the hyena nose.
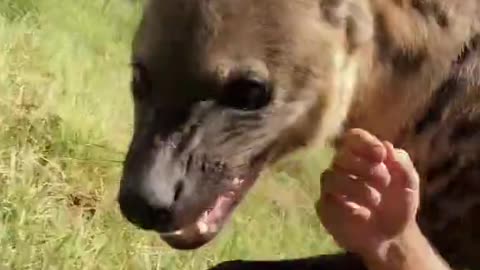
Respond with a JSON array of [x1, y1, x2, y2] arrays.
[[118, 179, 184, 232]]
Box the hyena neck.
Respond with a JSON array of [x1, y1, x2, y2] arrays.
[[342, 31, 478, 146]]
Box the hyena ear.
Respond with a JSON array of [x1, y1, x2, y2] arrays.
[[320, 0, 373, 49]]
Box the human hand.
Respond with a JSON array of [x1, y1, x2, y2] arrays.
[[316, 128, 420, 262]]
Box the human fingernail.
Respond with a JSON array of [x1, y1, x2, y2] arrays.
[[392, 150, 420, 190], [396, 149, 410, 160], [370, 163, 391, 187]]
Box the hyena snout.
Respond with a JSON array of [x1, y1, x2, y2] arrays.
[[118, 145, 189, 233], [118, 175, 185, 232]]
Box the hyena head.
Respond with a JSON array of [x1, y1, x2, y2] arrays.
[[118, 0, 374, 250]]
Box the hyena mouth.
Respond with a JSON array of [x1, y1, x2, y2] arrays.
[[159, 154, 268, 250]]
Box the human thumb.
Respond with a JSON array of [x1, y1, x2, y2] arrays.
[[383, 141, 420, 191]]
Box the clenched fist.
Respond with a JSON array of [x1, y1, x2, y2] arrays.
[[316, 128, 420, 259], [316, 129, 452, 270]]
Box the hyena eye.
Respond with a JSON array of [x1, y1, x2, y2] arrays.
[[131, 61, 152, 100], [218, 76, 272, 111]]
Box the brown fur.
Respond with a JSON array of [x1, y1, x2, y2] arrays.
[[118, 0, 480, 269]]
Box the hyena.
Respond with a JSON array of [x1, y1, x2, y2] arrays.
[[117, 0, 480, 269]]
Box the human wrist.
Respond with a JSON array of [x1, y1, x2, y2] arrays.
[[360, 223, 450, 270], [359, 224, 424, 270]]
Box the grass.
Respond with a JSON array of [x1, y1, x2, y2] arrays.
[[0, 0, 341, 269]]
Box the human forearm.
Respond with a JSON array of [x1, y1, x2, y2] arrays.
[[362, 224, 451, 270]]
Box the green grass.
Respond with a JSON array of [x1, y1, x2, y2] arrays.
[[0, 1, 340, 269]]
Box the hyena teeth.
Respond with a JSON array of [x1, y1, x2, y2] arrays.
[[226, 191, 236, 198], [159, 229, 183, 237], [232, 178, 243, 185], [197, 221, 209, 234], [232, 178, 246, 189]]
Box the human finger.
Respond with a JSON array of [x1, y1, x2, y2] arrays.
[[317, 191, 372, 225], [332, 148, 391, 189], [321, 169, 382, 209], [340, 128, 387, 163], [383, 141, 420, 191]]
